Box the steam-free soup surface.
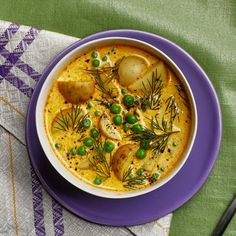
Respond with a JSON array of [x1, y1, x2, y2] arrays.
[[44, 45, 192, 191]]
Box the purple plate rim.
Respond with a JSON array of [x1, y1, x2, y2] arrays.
[[26, 29, 222, 226]]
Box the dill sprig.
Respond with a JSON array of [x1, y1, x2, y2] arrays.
[[122, 166, 133, 182], [175, 84, 190, 108], [148, 114, 168, 132], [88, 137, 112, 178], [122, 167, 150, 189], [85, 58, 124, 100], [140, 70, 163, 111], [85, 64, 118, 84], [165, 95, 180, 129], [54, 105, 88, 133], [129, 113, 179, 156], [54, 112, 69, 131], [130, 129, 174, 156], [93, 72, 116, 99], [123, 176, 148, 189]]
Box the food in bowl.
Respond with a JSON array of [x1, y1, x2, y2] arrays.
[[43, 41, 195, 193]]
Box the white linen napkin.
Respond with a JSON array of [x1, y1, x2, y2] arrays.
[[0, 20, 172, 236]]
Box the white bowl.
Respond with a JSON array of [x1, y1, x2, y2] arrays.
[[36, 37, 198, 199]]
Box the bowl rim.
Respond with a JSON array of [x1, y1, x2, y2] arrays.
[[35, 36, 198, 199]]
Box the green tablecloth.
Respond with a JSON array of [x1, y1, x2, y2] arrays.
[[1, 0, 235, 235]]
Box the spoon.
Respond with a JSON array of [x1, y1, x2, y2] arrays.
[[212, 195, 236, 236]]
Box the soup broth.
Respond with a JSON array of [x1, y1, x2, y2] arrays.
[[44, 45, 192, 191]]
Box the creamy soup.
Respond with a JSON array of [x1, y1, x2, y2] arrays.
[[44, 45, 192, 191]]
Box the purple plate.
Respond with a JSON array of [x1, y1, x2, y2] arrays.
[[26, 30, 222, 226]]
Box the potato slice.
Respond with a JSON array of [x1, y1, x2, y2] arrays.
[[58, 80, 95, 104], [78, 159, 91, 170], [142, 157, 158, 172], [128, 61, 168, 93], [99, 112, 122, 140], [112, 144, 138, 180], [118, 55, 148, 87]]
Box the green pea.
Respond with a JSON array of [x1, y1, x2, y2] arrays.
[[151, 172, 159, 181], [104, 141, 115, 152], [135, 149, 147, 159], [123, 123, 130, 132], [110, 104, 121, 114], [77, 146, 86, 156], [94, 177, 102, 185], [92, 59, 100, 67], [94, 110, 102, 117], [86, 102, 93, 109], [91, 51, 98, 58], [83, 137, 94, 147], [128, 173, 134, 179], [113, 115, 123, 126], [121, 88, 127, 94], [55, 143, 61, 149], [102, 55, 108, 61], [140, 140, 151, 150], [137, 168, 143, 176], [82, 118, 91, 128], [70, 147, 77, 156], [90, 128, 99, 138], [123, 95, 134, 107], [126, 114, 137, 124], [132, 124, 142, 133]]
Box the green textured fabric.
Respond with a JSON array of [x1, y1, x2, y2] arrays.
[[0, 0, 235, 235]]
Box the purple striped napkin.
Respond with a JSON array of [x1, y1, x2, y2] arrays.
[[0, 20, 172, 236]]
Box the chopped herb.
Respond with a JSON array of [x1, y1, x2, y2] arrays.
[[102, 55, 108, 61], [91, 51, 98, 58], [151, 172, 159, 181], [137, 168, 144, 176], [55, 143, 61, 149], [160, 167, 165, 172], [94, 110, 102, 117], [121, 88, 127, 94]]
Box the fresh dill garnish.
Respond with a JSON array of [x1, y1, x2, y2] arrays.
[[165, 95, 180, 129], [85, 61, 120, 84], [129, 113, 179, 156], [140, 70, 163, 111], [122, 166, 133, 182], [54, 105, 88, 133], [175, 84, 190, 108], [122, 167, 150, 189], [54, 111, 69, 131], [123, 176, 148, 189], [148, 114, 168, 132], [130, 129, 174, 156], [93, 72, 116, 99], [88, 137, 113, 178], [85, 57, 124, 100]]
